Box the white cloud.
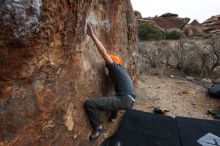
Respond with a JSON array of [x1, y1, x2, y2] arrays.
[[131, 0, 220, 23]]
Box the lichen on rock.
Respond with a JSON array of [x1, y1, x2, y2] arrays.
[[0, 0, 42, 43]]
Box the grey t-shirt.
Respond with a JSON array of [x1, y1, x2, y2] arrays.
[[106, 62, 135, 97]]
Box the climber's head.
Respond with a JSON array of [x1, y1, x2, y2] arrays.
[[110, 55, 122, 65]]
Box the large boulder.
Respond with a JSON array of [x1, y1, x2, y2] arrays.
[[212, 34, 220, 64], [0, 0, 138, 145], [180, 39, 217, 74], [138, 36, 220, 76], [184, 20, 204, 37]]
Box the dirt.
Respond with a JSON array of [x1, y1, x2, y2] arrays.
[[134, 74, 219, 119], [93, 74, 220, 146]]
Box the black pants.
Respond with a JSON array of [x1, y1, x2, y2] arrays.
[[85, 95, 133, 129]]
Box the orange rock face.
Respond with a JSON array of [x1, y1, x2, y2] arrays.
[[0, 0, 138, 145]]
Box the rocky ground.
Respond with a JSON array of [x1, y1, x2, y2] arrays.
[[89, 73, 220, 146]]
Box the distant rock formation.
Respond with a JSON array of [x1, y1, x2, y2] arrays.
[[202, 15, 220, 34], [135, 11, 220, 37], [137, 12, 190, 31], [191, 20, 200, 26], [184, 15, 220, 37], [134, 10, 142, 19], [135, 11, 220, 78], [160, 13, 178, 18], [149, 13, 190, 30], [184, 19, 204, 37], [139, 19, 165, 32]]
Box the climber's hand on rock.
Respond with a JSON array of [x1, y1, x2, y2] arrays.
[[87, 23, 94, 37]]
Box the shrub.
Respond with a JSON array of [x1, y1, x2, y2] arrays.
[[138, 23, 164, 41], [165, 29, 183, 40]]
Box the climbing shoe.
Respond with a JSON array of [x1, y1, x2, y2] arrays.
[[89, 128, 104, 141]]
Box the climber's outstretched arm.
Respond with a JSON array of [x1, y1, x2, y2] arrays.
[[87, 24, 113, 64]]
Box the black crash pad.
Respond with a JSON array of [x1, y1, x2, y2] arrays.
[[176, 116, 220, 146], [102, 109, 181, 146]]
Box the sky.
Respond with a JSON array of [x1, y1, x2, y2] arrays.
[[130, 0, 220, 23]]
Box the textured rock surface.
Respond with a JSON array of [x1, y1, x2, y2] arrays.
[[213, 66, 220, 78], [0, 0, 42, 44], [202, 15, 220, 34], [0, 0, 138, 145], [138, 35, 220, 76], [184, 20, 204, 37]]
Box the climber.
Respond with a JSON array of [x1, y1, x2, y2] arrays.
[[84, 24, 136, 141]]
